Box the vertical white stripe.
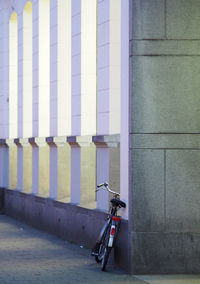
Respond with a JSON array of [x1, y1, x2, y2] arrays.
[[58, 0, 71, 136], [9, 12, 18, 138], [109, 0, 121, 134], [81, 0, 97, 135], [39, 0, 50, 137], [23, 2, 33, 138]]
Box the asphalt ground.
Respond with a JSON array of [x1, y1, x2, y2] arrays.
[[0, 214, 200, 284]]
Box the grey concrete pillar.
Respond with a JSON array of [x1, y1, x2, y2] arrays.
[[0, 140, 9, 188], [35, 137, 49, 197], [46, 136, 70, 201], [93, 136, 109, 211], [46, 137, 58, 199], [20, 138, 32, 194], [29, 138, 39, 195], [57, 138, 71, 202], [68, 136, 81, 205], [14, 139, 23, 191], [130, 0, 200, 274], [6, 139, 17, 190], [77, 136, 96, 209]]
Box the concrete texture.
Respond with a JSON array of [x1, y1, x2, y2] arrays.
[[81, 144, 96, 205], [23, 144, 32, 194], [38, 144, 49, 197], [166, 150, 200, 232], [132, 134, 200, 149], [132, 56, 200, 133], [109, 146, 120, 194], [132, 0, 165, 39], [132, 149, 165, 232], [57, 143, 71, 201], [9, 144, 17, 189], [0, 189, 4, 213], [139, 275, 200, 284], [131, 0, 200, 274], [0, 145, 9, 188], [131, 232, 200, 274], [132, 39, 200, 56], [166, 0, 200, 39], [132, 0, 200, 40]]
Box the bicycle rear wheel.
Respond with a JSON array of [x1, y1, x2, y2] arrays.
[[95, 226, 110, 263], [101, 247, 112, 271]]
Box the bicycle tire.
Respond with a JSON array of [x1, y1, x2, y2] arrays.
[[101, 247, 112, 271], [95, 226, 110, 263]]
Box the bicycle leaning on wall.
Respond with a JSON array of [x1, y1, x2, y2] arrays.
[[91, 182, 126, 271]]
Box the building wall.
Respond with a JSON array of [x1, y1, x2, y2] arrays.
[[0, 0, 123, 209], [0, 0, 128, 272], [131, 0, 200, 273], [3, 0, 200, 274]]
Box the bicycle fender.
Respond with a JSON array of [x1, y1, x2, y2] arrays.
[[108, 218, 121, 248], [108, 224, 115, 247]]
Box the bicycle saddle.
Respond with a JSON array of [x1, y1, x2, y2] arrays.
[[110, 198, 126, 208]]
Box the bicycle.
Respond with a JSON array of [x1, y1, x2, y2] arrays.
[[91, 182, 126, 271]]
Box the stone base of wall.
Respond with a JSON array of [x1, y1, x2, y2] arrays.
[[0, 188, 129, 272], [0, 188, 4, 213], [131, 231, 200, 274]]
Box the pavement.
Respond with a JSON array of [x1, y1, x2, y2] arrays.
[[0, 215, 200, 284]]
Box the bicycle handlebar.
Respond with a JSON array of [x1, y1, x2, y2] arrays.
[[96, 182, 120, 196], [97, 182, 108, 188]]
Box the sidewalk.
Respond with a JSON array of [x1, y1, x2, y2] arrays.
[[0, 214, 199, 284]]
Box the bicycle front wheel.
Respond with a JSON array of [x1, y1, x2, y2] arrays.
[[101, 247, 112, 271]]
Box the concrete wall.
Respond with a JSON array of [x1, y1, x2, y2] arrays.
[[131, 0, 200, 274]]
